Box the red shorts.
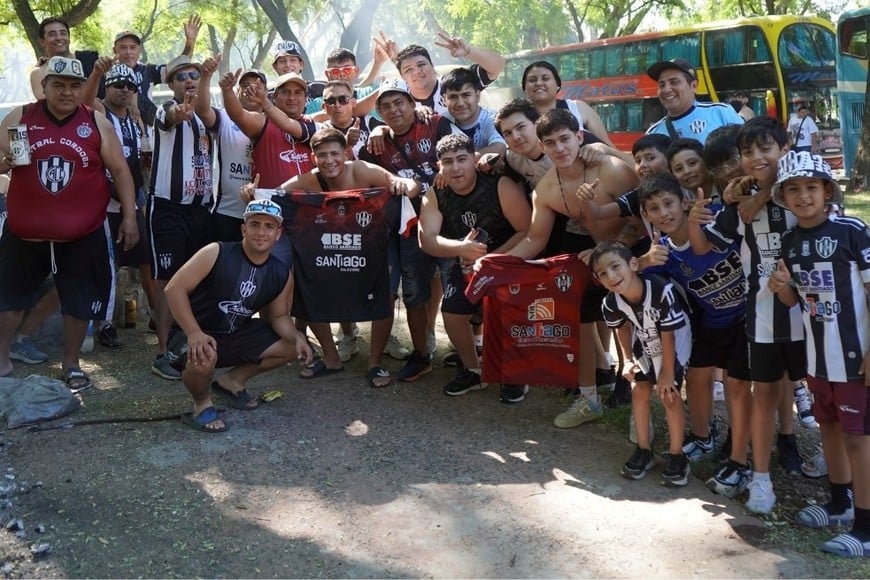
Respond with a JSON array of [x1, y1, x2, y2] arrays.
[[806, 375, 870, 436]]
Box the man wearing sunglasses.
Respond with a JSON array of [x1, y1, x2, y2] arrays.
[[165, 199, 313, 432], [147, 55, 215, 381], [305, 48, 387, 119]]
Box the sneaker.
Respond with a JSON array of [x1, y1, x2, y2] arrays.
[[9, 336, 48, 364], [793, 382, 816, 427], [777, 433, 802, 475], [500, 384, 529, 404], [712, 380, 725, 402], [151, 354, 181, 380], [596, 367, 615, 393], [335, 335, 359, 363], [443, 368, 486, 396], [427, 330, 436, 359], [384, 334, 410, 360], [97, 324, 123, 349], [682, 432, 715, 462], [629, 412, 654, 445], [443, 350, 461, 367], [553, 395, 603, 429], [397, 350, 432, 382], [706, 460, 752, 498], [661, 452, 690, 486], [801, 448, 828, 479], [621, 446, 656, 480], [745, 478, 776, 515]]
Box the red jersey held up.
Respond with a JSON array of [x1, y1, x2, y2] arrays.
[[466, 254, 591, 387], [7, 102, 110, 241]]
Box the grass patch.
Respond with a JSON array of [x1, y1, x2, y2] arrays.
[[845, 189, 870, 221]]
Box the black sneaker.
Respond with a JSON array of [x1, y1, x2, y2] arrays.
[[443, 368, 486, 396], [499, 384, 529, 404], [777, 433, 802, 475], [148, 317, 157, 333], [398, 350, 433, 382], [604, 375, 632, 408], [621, 446, 656, 480], [97, 324, 123, 348], [661, 452, 691, 487]]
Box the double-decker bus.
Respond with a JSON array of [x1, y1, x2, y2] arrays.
[[837, 7, 869, 177], [483, 15, 840, 160]]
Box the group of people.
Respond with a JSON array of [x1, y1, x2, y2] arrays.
[[0, 14, 868, 559]]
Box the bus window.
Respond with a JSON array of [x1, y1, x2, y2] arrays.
[[604, 45, 625, 76], [779, 23, 836, 68], [840, 18, 868, 58], [706, 27, 771, 66], [559, 52, 587, 80], [590, 48, 606, 77], [625, 101, 643, 132], [661, 33, 701, 63]]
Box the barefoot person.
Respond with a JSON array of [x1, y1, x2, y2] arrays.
[[165, 199, 312, 432]]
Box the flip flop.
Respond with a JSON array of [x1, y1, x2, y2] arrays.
[[61, 368, 93, 391], [180, 406, 227, 433], [299, 359, 344, 380], [210, 381, 258, 410], [366, 366, 392, 388], [821, 532, 870, 557]]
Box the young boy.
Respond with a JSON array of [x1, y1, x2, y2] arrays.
[[689, 116, 806, 515], [638, 174, 751, 483], [768, 150, 870, 557], [666, 138, 716, 202], [591, 241, 693, 485]]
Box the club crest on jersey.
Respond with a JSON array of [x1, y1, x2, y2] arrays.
[[337, 204, 346, 216], [567, 353, 574, 363], [555, 271, 573, 292], [356, 211, 372, 228], [417, 138, 432, 154], [689, 119, 706, 135], [239, 280, 256, 298], [460, 212, 477, 228], [37, 155, 74, 194], [403, 143, 412, 157], [76, 123, 93, 139], [770, 206, 782, 221], [90, 301, 102, 314], [315, 213, 327, 224], [159, 253, 172, 270], [509, 284, 520, 295], [815, 236, 838, 259], [443, 283, 456, 299], [801, 241, 811, 256], [680, 263, 693, 277]]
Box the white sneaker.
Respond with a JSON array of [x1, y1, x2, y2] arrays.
[[628, 411, 654, 444], [554, 395, 603, 429], [335, 335, 359, 363], [793, 383, 816, 427], [713, 380, 725, 402], [745, 478, 776, 515], [384, 334, 410, 360]]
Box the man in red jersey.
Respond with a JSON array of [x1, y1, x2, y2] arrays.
[[0, 56, 138, 389]]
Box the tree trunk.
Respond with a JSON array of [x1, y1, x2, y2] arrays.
[[563, 0, 585, 43], [12, 0, 102, 59], [848, 65, 870, 195], [337, 0, 381, 70]]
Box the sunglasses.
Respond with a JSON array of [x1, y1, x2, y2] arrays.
[[325, 65, 356, 78], [109, 82, 137, 92], [710, 155, 741, 178], [323, 95, 351, 106], [173, 70, 201, 82], [247, 202, 282, 217]]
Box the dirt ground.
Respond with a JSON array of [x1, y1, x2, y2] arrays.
[[0, 318, 859, 578]]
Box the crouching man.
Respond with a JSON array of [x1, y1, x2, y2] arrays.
[[165, 199, 312, 432]]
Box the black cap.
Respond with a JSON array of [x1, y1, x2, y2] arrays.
[[647, 58, 697, 81]]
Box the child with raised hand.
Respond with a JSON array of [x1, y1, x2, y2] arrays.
[[688, 116, 806, 515], [768, 150, 870, 558], [638, 174, 751, 487], [591, 241, 693, 485]]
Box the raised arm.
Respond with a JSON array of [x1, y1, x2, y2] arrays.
[[83, 56, 112, 112], [195, 54, 220, 128], [220, 69, 265, 139], [181, 14, 202, 57], [434, 31, 504, 81]]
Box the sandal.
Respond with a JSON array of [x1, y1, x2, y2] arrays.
[[299, 359, 344, 379], [210, 382, 258, 410], [366, 366, 392, 388], [180, 407, 227, 432], [61, 368, 93, 391]]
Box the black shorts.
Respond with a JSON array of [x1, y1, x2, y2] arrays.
[[147, 197, 212, 280], [438, 258, 479, 316], [0, 222, 114, 321], [212, 320, 282, 368], [211, 213, 243, 243], [689, 319, 751, 380], [746, 339, 807, 383], [635, 361, 686, 389], [108, 210, 148, 267]]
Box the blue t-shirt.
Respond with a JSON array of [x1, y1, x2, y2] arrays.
[[647, 101, 744, 144]]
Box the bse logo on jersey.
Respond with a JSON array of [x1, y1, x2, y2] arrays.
[[38, 155, 74, 194], [815, 236, 838, 259], [356, 211, 372, 228], [554, 271, 573, 292], [527, 297, 555, 321], [321, 232, 362, 251]]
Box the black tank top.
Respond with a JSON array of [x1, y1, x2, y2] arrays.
[[434, 172, 517, 251], [189, 242, 289, 334]]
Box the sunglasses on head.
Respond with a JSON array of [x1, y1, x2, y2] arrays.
[[247, 202, 282, 217], [325, 65, 356, 77], [109, 82, 137, 91], [323, 95, 351, 106], [174, 70, 201, 82]]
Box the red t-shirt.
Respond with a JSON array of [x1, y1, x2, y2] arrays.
[[250, 118, 317, 188], [466, 254, 591, 386]]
